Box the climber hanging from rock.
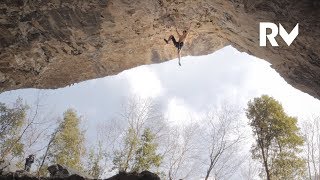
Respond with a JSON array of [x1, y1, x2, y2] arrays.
[[164, 24, 191, 66]]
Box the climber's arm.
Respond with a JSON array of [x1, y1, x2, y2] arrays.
[[188, 23, 192, 30], [185, 23, 192, 37], [182, 24, 192, 43], [176, 28, 181, 38]]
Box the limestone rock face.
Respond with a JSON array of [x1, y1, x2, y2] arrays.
[[47, 164, 93, 179], [0, 0, 319, 98], [106, 171, 160, 180]]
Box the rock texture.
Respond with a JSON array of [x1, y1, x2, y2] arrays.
[[106, 171, 160, 180], [0, 170, 160, 180], [0, 173, 89, 180], [0, 0, 319, 98], [47, 164, 93, 179]]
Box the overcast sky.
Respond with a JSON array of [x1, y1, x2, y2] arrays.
[[1, 45, 320, 145], [1, 46, 319, 127], [1, 45, 320, 179]]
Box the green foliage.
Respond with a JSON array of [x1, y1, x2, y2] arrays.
[[37, 163, 49, 177], [0, 98, 28, 160], [112, 128, 139, 172], [112, 128, 162, 173], [272, 151, 306, 179], [133, 128, 162, 172], [87, 142, 104, 179], [246, 95, 306, 179], [50, 109, 85, 171]]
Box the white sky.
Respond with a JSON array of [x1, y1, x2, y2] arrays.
[[1, 45, 320, 136], [1, 45, 320, 179]]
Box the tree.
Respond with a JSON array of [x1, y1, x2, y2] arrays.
[[302, 115, 320, 180], [163, 123, 201, 180], [85, 144, 102, 178], [240, 157, 260, 180], [113, 127, 162, 173], [133, 128, 162, 172], [111, 97, 165, 173], [37, 126, 59, 177], [1, 94, 61, 173], [112, 127, 140, 172], [246, 95, 305, 180], [18, 92, 57, 171], [200, 104, 246, 180], [0, 98, 28, 161], [112, 127, 163, 173], [50, 109, 85, 171]]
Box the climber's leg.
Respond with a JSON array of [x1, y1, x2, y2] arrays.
[[178, 49, 181, 66], [164, 35, 172, 44], [164, 35, 178, 45]]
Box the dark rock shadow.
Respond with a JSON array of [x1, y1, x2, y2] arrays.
[[151, 49, 161, 64]]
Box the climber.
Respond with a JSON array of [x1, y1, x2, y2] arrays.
[[24, 154, 35, 172], [164, 24, 191, 66]]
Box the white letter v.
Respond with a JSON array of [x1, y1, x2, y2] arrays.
[[279, 23, 299, 46]]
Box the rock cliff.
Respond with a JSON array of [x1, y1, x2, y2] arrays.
[[0, 0, 319, 98]]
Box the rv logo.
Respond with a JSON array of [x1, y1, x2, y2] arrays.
[[259, 23, 299, 47]]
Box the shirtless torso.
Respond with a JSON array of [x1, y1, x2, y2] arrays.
[[177, 29, 189, 43], [164, 25, 191, 66]]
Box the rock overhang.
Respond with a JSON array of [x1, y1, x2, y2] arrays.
[[0, 0, 319, 99]]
